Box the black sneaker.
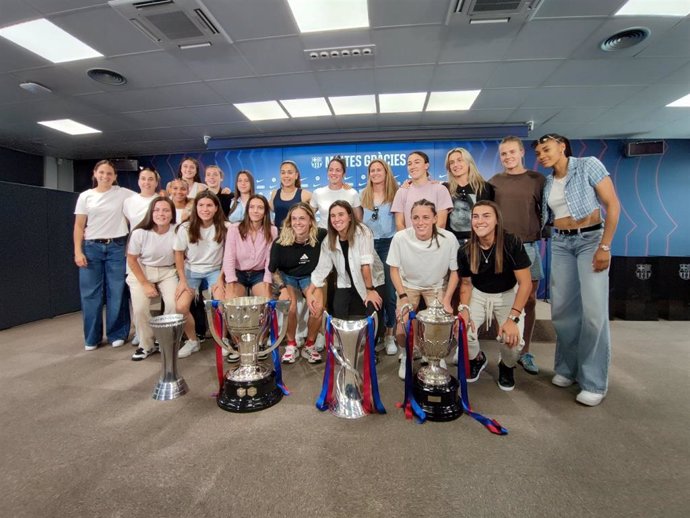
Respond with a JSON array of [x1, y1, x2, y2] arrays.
[[467, 352, 487, 382], [131, 347, 158, 361], [497, 361, 515, 392]]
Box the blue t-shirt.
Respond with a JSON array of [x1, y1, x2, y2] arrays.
[[363, 202, 396, 239]]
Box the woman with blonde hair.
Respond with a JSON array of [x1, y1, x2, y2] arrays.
[[269, 202, 327, 363], [444, 147, 494, 245], [360, 158, 399, 355]]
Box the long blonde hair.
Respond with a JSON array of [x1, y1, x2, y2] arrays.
[[277, 202, 319, 247], [445, 148, 489, 198], [360, 159, 399, 209]]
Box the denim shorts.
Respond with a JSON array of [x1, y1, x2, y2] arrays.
[[523, 241, 544, 281], [236, 269, 265, 289], [282, 273, 311, 292], [185, 268, 221, 291]]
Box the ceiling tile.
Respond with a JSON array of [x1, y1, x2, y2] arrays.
[[375, 65, 434, 93], [176, 43, 256, 81], [122, 105, 245, 128], [636, 19, 690, 58], [372, 26, 445, 67], [315, 68, 376, 96], [485, 60, 564, 88], [202, 0, 298, 41], [235, 37, 311, 75], [206, 77, 272, 103], [439, 23, 521, 64], [77, 83, 226, 112], [8, 66, 103, 96], [430, 62, 497, 90], [504, 19, 603, 60], [544, 58, 685, 86], [533, 0, 625, 18], [522, 85, 644, 107], [472, 88, 531, 110], [369, 0, 450, 27]]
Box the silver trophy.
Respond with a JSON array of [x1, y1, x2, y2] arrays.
[[149, 314, 189, 401], [328, 314, 377, 419], [409, 298, 462, 421], [206, 296, 289, 412]]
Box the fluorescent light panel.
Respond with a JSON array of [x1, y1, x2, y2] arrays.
[[234, 101, 288, 121], [38, 119, 101, 135], [469, 18, 510, 24], [426, 90, 481, 111], [667, 93, 690, 107], [0, 19, 102, 63], [287, 0, 369, 33], [615, 0, 690, 16], [379, 92, 427, 113], [280, 97, 332, 118], [328, 95, 376, 115]]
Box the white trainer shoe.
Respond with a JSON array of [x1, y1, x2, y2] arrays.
[[384, 336, 397, 356], [552, 374, 575, 388], [111, 339, 125, 348], [178, 340, 200, 358], [576, 390, 605, 406]]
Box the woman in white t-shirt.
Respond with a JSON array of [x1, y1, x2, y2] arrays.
[[310, 157, 362, 228], [174, 191, 229, 358], [73, 160, 135, 350], [126, 197, 178, 361], [387, 199, 459, 378], [123, 167, 160, 229]]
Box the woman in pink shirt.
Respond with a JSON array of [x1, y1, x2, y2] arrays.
[[223, 194, 277, 299]]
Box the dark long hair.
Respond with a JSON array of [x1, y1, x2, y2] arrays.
[[280, 160, 302, 189], [183, 191, 227, 244], [238, 194, 274, 243], [327, 200, 365, 251], [410, 199, 444, 249], [134, 196, 176, 232], [466, 200, 505, 274], [177, 157, 202, 183], [229, 170, 255, 215]]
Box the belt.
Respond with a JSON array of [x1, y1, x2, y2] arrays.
[[87, 236, 127, 244], [553, 223, 603, 235]]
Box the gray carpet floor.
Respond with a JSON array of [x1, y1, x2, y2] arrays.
[[0, 308, 688, 518]]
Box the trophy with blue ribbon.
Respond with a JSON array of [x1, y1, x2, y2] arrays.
[[205, 297, 290, 413], [316, 313, 385, 419]]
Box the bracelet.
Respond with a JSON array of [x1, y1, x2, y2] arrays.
[[511, 307, 522, 314], [398, 292, 408, 299], [366, 286, 375, 291], [458, 304, 470, 313]]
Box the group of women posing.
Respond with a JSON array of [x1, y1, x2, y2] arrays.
[[74, 136, 620, 407]]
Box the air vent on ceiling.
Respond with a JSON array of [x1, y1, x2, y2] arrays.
[[600, 27, 650, 52], [450, 0, 543, 24], [87, 68, 127, 85], [108, 0, 232, 49]]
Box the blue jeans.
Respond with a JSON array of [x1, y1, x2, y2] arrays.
[[550, 229, 610, 394], [524, 241, 544, 281], [185, 268, 220, 291], [80, 239, 130, 346], [282, 273, 311, 292], [374, 237, 396, 329]]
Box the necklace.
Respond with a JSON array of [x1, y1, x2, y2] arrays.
[[480, 245, 494, 264]]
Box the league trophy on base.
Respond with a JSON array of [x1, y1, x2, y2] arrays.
[[206, 297, 289, 413], [149, 314, 189, 401], [411, 299, 462, 421], [316, 314, 385, 419]]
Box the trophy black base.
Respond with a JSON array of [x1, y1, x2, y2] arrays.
[[413, 376, 463, 422], [217, 371, 283, 413]]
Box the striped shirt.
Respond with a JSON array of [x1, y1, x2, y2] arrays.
[[542, 156, 609, 227]]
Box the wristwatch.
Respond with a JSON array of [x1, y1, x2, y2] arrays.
[[600, 244, 611, 252], [508, 315, 520, 324]]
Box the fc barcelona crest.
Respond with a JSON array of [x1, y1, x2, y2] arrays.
[[311, 156, 323, 169], [635, 263, 652, 281], [679, 264, 690, 281]]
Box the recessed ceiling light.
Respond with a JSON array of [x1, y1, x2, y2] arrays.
[[0, 19, 102, 63], [615, 0, 690, 16], [234, 101, 288, 121], [287, 0, 369, 33], [328, 95, 376, 115], [667, 93, 690, 107], [469, 18, 510, 24], [38, 119, 102, 135], [379, 92, 427, 113], [426, 90, 481, 111], [280, 97, 332, 118]]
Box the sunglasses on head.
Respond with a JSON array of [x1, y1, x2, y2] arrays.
[[371, 206, 379, 221], [531, 134, 565, 148]]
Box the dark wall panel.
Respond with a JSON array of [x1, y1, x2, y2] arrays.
[[0, 147, 43, 186], [0, 182, 79, 330]]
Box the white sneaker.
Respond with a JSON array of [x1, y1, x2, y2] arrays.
[[111, 339, 125, 348], [178, 340, 200, 358], [398, 354, 407, 380], [85, 344, 98, 351], [384, 336, 397, 356], [132, 334, 140, 346], [314, 333, 325, 352], [576, 390, 605, 406], [552, 374, 575, 388]]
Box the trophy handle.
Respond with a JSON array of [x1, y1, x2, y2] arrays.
[[204, 300, 238, 354], [398, 302, 415, 324], [261, 299, 291, 356]]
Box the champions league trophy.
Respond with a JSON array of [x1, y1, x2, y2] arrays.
[[206, 297, 289, 413], [408, 299, 462, 421], [149, 314, 189, 401]]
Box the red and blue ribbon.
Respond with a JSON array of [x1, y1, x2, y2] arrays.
[[361, 316, 386, 414], [315, 314, 335, 411], [456, 317, 508, 436], [210, 300, 225, 394], [268, 300, 290, 396], [396, 311, 427, 423]]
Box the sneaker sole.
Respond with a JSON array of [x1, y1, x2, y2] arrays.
[[467, 360, 487, 383], [497, 381, 515, 392], [132, 350, 157, 361], [552, 376, 575, 388]]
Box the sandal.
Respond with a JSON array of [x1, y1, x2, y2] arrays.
[[282, 345, 298, 364]]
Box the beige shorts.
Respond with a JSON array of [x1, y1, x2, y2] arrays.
[[396, 287, 445, 312]]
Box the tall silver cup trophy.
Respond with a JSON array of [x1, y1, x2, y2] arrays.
[[149, 314, 189, 400], [206, 297, 289, 412], [328, 314, 377, 419], [411, 299, 462, 421]]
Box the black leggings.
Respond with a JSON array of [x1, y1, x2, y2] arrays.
[[332, 286, 386, 340]]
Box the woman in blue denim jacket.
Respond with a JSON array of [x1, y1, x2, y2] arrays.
[[533, 134, 620, 407]]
